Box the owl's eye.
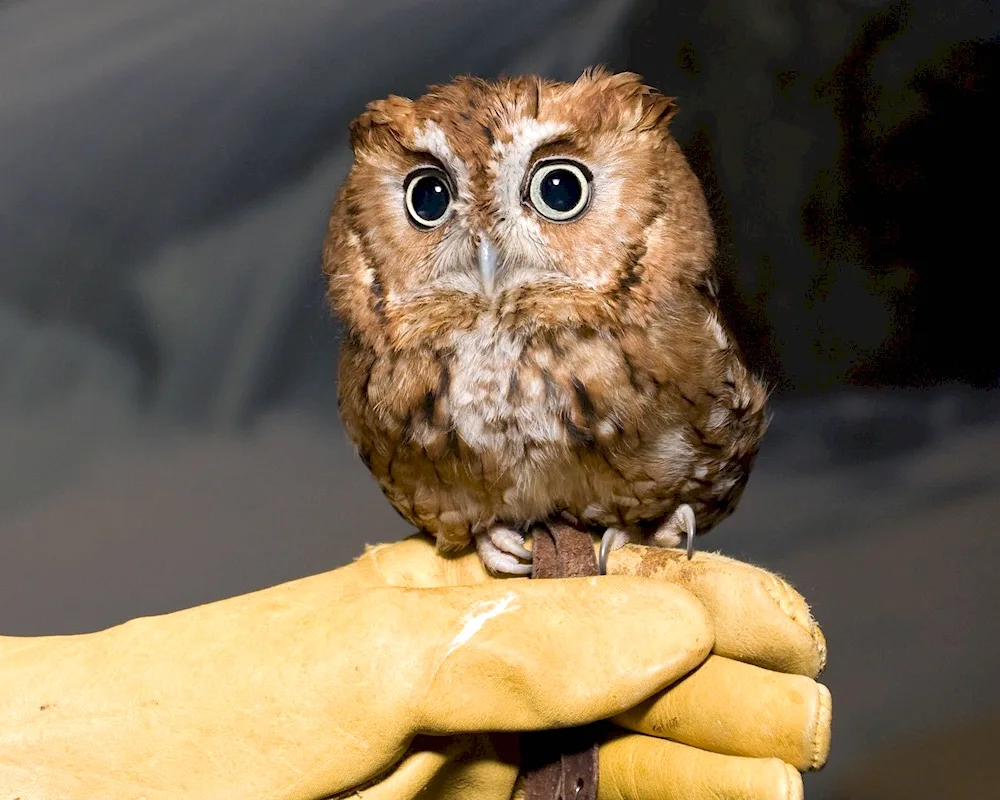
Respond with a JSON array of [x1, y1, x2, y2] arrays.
[[404, 168, 452, 229], [527, 160, 592, 222]]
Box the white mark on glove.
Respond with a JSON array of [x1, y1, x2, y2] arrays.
[[444, 592, 521, 659]]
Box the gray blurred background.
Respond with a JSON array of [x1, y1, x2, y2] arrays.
[[1, 0, 997, 797]]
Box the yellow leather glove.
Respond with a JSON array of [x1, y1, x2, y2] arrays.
[[0, 536, 830, 800]]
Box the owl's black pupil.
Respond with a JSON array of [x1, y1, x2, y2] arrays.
[[411, 175, 449, 222], [540, 169, 582, 212]]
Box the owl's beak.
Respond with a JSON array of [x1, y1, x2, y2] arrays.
[[477, 236, 499, 295]]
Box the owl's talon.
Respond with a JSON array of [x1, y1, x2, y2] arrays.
[[677, 504, 697, 560], [650, 503, 697, 559], [599, 527, 630, 575], [476, 530, 533, 576]]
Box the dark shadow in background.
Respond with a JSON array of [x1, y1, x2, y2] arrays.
[[806, 9, 997, 388], [628, 0, 998, 394]]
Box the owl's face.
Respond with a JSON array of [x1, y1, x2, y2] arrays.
[[325, 69, 715, 348]]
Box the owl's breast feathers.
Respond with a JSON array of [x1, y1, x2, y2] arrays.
[[337, 300, 768, 550]]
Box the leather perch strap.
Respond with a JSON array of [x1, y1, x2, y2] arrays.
[[520, 521, 601, 800]]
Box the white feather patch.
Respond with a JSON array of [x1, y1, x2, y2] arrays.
[[412, 120, 471, 197]]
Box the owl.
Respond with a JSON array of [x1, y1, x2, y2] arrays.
[[324, 68, 768, 576]]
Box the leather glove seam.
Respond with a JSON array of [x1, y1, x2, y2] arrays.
[[782, 760, 805, 800], [762, 573, 827, 673], [808, 682, 833, 772]]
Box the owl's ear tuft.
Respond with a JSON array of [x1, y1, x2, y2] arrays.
[[635, 92, 679, 131], [576, 69, 679, 132], [580, 64, 615, 82], [349, 95, 415, 153]]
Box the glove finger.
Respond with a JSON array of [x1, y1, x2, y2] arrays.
[[597, 733, 804, 800], [608, 546, 826, 678], [406, 576, 712, 734], [333, 734, 518, 800], [614, 655, 832, 772]]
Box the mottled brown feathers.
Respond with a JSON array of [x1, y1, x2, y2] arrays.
[[325, 68, 768, 553]]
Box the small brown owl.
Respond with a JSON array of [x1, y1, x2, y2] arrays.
[[324, 68, 768, 576]]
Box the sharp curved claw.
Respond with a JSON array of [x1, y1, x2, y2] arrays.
[[649, 503, 697, 557], [599, 527, 629, 575], [677, 503, 697, 560], [599, 529, 614, 576]]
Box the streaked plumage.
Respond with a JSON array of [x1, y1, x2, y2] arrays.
[[324, 69, 768, 574]]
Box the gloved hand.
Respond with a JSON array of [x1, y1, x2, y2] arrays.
[[0, 536, 830, 800]]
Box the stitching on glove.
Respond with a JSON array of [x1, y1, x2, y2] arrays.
[[809, 683, 833, 771], [782, 761, 805, 800], [762, 574, 826, 669]]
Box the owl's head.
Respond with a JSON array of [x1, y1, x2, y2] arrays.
[[325, 68, 716, 349]]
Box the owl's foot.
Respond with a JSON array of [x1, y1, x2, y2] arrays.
[[651, 503, 697, 560], [598, 504, 698, 574], [475, 527, 533, 577]]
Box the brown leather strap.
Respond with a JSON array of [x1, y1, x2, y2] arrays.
[[529, 521, 600, 580], [520, 521, 600, 800]]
